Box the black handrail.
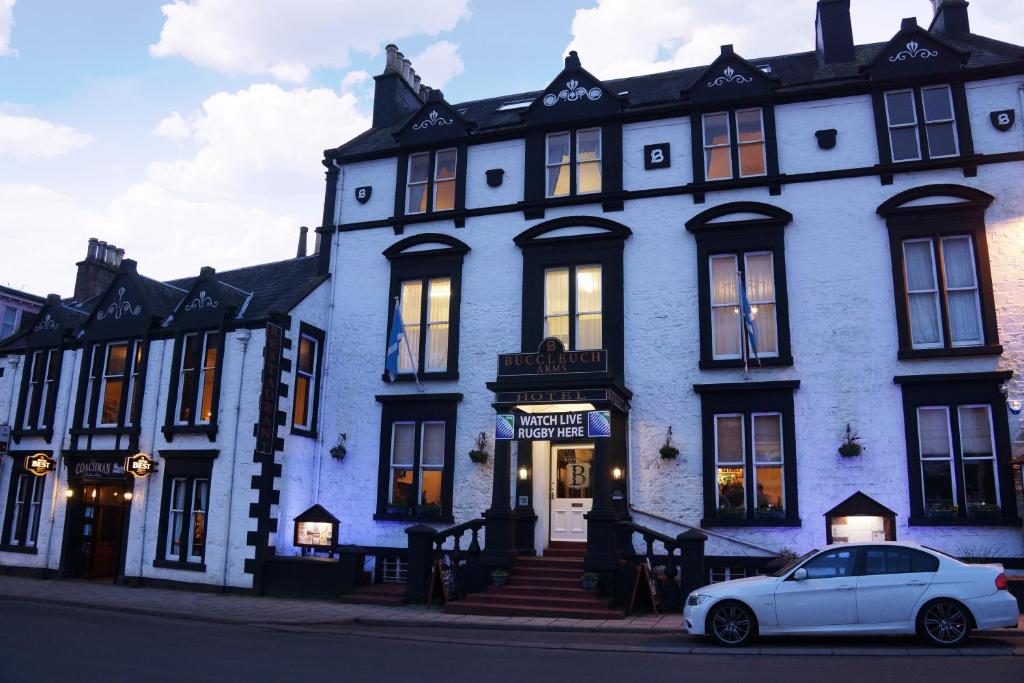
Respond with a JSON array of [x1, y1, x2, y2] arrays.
[[433, 517, 485, 564], [617, 520, 681, 584]]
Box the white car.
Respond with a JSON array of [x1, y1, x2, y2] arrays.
[[683, 542, 1019, 647]]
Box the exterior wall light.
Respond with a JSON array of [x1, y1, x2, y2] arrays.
[[123, 492, 134, 501], [612, 466, 623, 480], [518, 466, 530, 481], [64, 488, 74, 499]]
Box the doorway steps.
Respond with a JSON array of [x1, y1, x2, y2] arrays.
[[445, 542, 625, 619], [337, 582, 407, 606]]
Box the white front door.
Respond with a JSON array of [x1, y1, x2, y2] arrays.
[[550, 445, 593, 542]]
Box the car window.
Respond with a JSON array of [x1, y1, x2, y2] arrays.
[[801, 549, 857, 579], [862, 547, 939, 575]]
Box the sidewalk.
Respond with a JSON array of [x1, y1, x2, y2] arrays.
[[0, 574, 1020, 636]]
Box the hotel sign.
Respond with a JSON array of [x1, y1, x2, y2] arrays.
[[125, 453, 155, 478], [25, 453, 55, 476], [496, 410, 611, 441], [0, 424, 10, 456], [497, 338, 607, 377], [255, 322, 284, 455]]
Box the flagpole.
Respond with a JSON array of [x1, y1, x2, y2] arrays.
[[395, 296, 423, 393], [737, 271, 750, 380]]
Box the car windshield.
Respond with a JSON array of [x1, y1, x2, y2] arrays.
[[771, 549, 818, 577]]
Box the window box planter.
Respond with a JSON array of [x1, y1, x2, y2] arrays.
[[925, 506, 959, 520], [716, 508, 746, 520], [967, 504, 1002, 519], [755, 507, 786, 520]]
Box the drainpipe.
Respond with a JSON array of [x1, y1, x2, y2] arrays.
[[312, 159, 343, 507], [222, 329, 250, 587], [137, 338, 167, 578]]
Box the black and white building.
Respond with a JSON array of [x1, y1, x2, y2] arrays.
[[1, 0, 1023, 601]]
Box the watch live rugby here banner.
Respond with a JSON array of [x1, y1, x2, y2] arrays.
[[495, 410, 611, 441]]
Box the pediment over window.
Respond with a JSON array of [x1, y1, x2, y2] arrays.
[[876, 184, 993, 218], [82, 261, 182, 340], [514, 216, 632, 247], [23, 294, 80, 347], [394, 93, 471, 145], [383, 233, 471, 261], [824, 491, 897, 519], [685, 201, 793, 233], [864, 19, 968, 82], [683, 45, 778, 106], [170, 267, 249, 329], [522, 51, 623, 126]]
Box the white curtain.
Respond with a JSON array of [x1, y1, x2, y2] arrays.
[[576, 265, 602, 349], [392, 423, 416, 466], [426, 278, 450, 371], [744, 253, 777, 355], [710, 255, 740, 357], [753, 414, 782, 462], [544, 268, 569, 345], [958, 406, 993, 457], [716, 415, 744, 463], [421, 423, 446, 467], [399, 281, 422, 371], [917, 407, 951, 458], [942, 237, 982, 345], [903, 240, 941, 346], [546, 133, 570, 197]]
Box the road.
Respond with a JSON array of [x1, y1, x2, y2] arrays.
[[0, 600, 1021, 683]]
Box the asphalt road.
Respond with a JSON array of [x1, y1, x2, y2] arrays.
[[0, 600, 1021, 683]]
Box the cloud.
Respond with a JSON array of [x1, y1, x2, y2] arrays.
[[566, 0, 1024, 79], [0, 0, 17, 57], [0, 113, 91, 160], [409, 41, 464, 91], [150, 0, 470, 82], [340, 69, 370, 91], [153, 111, 192, 141]]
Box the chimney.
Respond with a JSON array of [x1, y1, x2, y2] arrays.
[[930, 0, 970, 35], [296, 226, 308, 258], [372, 43, 429, 129], [815, 0, 855, 65], [73, 237, 123, 303]]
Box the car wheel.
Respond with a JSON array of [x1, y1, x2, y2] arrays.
[[918, 599, 971, 647], [708, 601, 756, 647]]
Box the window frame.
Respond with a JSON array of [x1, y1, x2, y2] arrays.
[[541, 263, 604, 351], [395, 146, 466, 221], [154, 450, 217, 571], [693, 106, 777, 186], [696, 381, 800, 527], [163, 329, 226, 441], [0, 304, 20, 339], [896, 372, 1019, 526], [544, 128, 604, 199], [291, 323, 325, 437], [689, 215, 793, 369], [375, 395, 459, 523], [874, 81, 973, 166], [80, 339, 147, 432], [1, 464, 47, 552], [383, 237, 466, 383], [15, 346, 63, 440], [881, 193, 1000, 359]]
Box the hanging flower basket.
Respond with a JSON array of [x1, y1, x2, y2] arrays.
[[469, 432, 490, 464], [330, 433, 348, 460], [659, 426, 679, 459], [838, 423, 863, 458]]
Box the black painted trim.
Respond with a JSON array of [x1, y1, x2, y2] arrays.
[[153, 451, 217, 568], [13, 345, 63, 443], [393, 144, 467, 232], [291, 322, 325, 438], [690, 105, 778, 187], [1, 455, 50, 548], [872, 81, 976, 171], [162, 329, 225, 442]]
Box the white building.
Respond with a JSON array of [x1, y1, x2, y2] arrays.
[[1, 0, 1022, 610]]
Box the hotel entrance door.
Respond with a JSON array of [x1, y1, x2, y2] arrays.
[[550, 445, 594, 542], [66, 484, 129, 580]]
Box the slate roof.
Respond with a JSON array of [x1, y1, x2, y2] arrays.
[[0, 284, 46, 305], [329, 32, 1024, 160]]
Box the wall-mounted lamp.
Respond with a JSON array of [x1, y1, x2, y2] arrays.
[[64, 489, 74, 499], [518, 466, 530, 481], [612, 466, 623, 480], [123, 492, 134, 502]]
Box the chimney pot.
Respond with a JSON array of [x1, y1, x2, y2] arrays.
[[815, 0, 854, 65], [46, 293, 61, 304], [114, 247, 124, 267], [901, 17, 918, 30], [74, 237, 122, 302], [296, 226, 309, 258], [199, 266, 216, 278], [564, 50, 582, 69]]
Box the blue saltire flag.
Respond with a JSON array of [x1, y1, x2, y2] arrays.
[[385, 298, 406, 382], [738, 278, 760, 364]]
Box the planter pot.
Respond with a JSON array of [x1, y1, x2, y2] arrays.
[[659, 446, 679, 460], [838, 444, 862, 458], [469, 450, 489, 464], [491, 573, 508, 587], [926, 509, 958, 519], [330, 447, 346, 460], [717, 509, 746, 520], [755, 509, 786, 520], [581, 579, 598, 590]]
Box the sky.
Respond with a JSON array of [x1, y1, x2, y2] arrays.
[[1, 0, 1022, 296]]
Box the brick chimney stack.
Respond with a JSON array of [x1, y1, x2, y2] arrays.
[[73, 237, 124, 303], [372, 44, 432, 129], [929, 0, 970, 35]]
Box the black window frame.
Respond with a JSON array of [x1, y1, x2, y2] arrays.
[[873, 80, 973, 166], [394, 144, 467, 222], [14, 346, 63, 442], [516, 217, 629, 383], [1, 454, 49, 553], [291, 323, 325, 437], [691, 105, 779, 187], [695, 380, 801, 528], [75, 338, 148, 434], [373, 393, 461, 523], [686, 203, 793, 370], [383, 234, 468, 383], [878, 185, 1000, 360], [543, 127, 604, 199], [162, 329, 226, 442], [153, 450, 217, 571], [895, 372, 1020, 527], [524, 123, 624, 215]]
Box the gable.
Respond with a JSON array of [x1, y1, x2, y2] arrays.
[[684, 45, 777, 106], [171, 270, 248, 329], [523, 51, 622, 126], [394, 96, 470, 145], [866, 20, 969, 82]]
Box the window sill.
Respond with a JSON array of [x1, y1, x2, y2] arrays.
[[70, 426, 137, 437], [152, 559, 207, 572], [11, 428, 54, 444], [699, 356, 794, 370], [897, 345, 1002, 360], [373, 511, 454, 524], [701, 517, 802, 528], [0, 544, 39, 555], [161, 424, 218, 443], [382, 371, 459, 383], [908, 516, 1021, 527], [290, 426, 318, 439]]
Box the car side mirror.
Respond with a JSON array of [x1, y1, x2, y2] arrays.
[[792, 568, 808, 581]]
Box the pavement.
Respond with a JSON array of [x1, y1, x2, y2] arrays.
[[0, 573, 1021, 646]]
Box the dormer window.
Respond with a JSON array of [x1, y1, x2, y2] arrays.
[[175, 331, 219, 425], [405, 148, 457, 214], [545, 128, 601, 198], [85, 340, 144, 429], [884, 85, 959, 162], [702, 109, 766, 181]]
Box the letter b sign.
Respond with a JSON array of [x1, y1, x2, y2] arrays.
[[643, 143, 670, 170]]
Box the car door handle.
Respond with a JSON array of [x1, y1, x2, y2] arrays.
[[837, 585, 855, 591], [906, 580, 928, 586]]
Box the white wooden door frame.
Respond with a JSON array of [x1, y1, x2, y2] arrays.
[[549, 444, 594, 543]]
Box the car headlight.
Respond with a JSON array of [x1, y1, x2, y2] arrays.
[[686, 594, 713, 606]]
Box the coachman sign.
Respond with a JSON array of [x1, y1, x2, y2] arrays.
[[497, 337, 607, 377]]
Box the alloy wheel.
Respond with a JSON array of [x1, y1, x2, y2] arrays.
[[711, 603, 752, 646], [922, 601, 969, 646]]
